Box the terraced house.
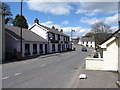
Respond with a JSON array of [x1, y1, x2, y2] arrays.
[[29, 18, 71, 54], [5, 25, 48, 59]]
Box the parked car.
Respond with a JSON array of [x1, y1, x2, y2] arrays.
[[81, 47, 87, 52]]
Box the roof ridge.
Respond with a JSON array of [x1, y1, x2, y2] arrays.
[[5, 25, 48, 42], [99, 29, 120, 45], [37, 23, 69, 36]]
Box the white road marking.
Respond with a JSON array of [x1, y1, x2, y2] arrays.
[[41, 64, 45, 67], [2, 72, 22, 80], [2, 76, 10, 80], [14, 72, 22, 76]]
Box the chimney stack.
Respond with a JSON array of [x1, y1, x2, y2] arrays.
[[34, 18, 39, 24], [60, 29, 63, 32], [52, 26, 55, 29]]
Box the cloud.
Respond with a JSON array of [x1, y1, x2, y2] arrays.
[[41, 21, 61, 29], [61, 21, 69, 25], [38, 20, 91, 37], [61, 26, 91, 37], [76, 2, 118, 16], [26, 1, 72, 15], [104, 14, 118, 25], [80, 17, 102, 25], [80, 14, 118, 25], [76, 9, 101, 16], [110, 26, 118, 31]]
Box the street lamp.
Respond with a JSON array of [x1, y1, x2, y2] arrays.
[[71, 29, 75, 42], [71, 29, 75, 49]]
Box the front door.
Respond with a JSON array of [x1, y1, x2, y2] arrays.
[[45, 44, 48, 54]]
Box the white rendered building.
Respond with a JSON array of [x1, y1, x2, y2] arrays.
[[29, 18, 71, 53], [5, 25, 48, 59], [78, 37, 95, 48]]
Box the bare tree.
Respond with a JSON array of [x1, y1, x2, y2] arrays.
[[91, 22, 112, 34], [85, 32, 94, 37]]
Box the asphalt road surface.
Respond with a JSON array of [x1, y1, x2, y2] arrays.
[[2, 45, 94, 88]]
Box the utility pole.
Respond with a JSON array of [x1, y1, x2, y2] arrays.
[[20, 0, 23, 55], [71, 29, 75, 49], [0, 2, 5, 64]]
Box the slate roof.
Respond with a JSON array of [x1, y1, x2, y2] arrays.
[[30, 23, 69, 37], [81, 37, 94, 42], [5, 25, 48, 42], [94, 33, 113, 45], [99, 29, 120, 45]]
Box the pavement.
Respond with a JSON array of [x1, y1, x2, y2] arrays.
[[72, 62, 119, 88]]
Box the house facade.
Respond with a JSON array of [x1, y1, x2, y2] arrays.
[[5, 25, 48, 59], [78, 37, 95, 48], [86, 29, 120, 72], [29, 18, 71, 53]]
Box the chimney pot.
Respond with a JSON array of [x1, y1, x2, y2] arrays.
[[34, 18, 39, 24], [60, 29, 63, 32], [52, 26, 55, 29]]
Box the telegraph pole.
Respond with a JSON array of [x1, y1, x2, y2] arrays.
[[20, 0, 23, 54], [0, 2, 5, 63]]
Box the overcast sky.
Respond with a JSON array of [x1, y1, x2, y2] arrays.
[[6, 0, 119, 38]]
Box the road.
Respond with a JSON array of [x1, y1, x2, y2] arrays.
[[2, 45, 93, 88]]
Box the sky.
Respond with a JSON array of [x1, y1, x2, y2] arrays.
[[5, 0, 119, 38]]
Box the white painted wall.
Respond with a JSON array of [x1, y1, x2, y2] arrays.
[[78, 39, 82, 45], [118, 36, 120, 73], [30, 25, 47, 40], [86, 58, 104, 70], [30, 24, 71, 53], [102, 40, 118, 71], [78, 39, 95, 48], [5, 33, 47, 58], [86, 38, 118, 71], [23, 42, 46, 57]]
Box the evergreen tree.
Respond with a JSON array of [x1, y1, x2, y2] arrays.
[[13, 14, 28, 29]]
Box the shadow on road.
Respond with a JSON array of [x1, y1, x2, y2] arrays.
[[2, 50, 75, 64]]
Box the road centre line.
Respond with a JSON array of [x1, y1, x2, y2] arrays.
[[41, 64, 45, 67], [14, 72, 22, 76], [2, 72, 22, 80], [2, 76, 10, 80]]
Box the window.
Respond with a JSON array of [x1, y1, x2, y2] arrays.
[[24, 44, 30, 55], [68, 37, 70, 41], [58, 34, 60, 40], [64, 36, 65, 41], [52, 44, 55, 51], [40, 44, 43, 54], [58, 44, 61, 51], [52, 33, 55, 39], [91, 41, 92, 44], [33, 44, 37, 54]]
